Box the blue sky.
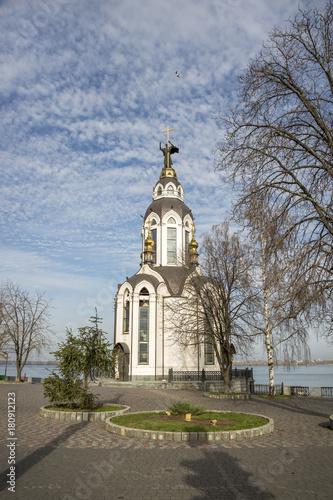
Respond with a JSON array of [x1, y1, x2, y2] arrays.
[[1, 0, 331, 361]]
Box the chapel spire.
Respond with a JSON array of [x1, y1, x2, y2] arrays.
[[159, 125, 179, 180]]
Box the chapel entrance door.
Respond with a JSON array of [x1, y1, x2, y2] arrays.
[[114, 343, 130, 381], [118, 352, 129, 381]]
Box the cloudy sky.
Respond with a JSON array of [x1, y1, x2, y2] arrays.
[[1, 0, 331, 361]]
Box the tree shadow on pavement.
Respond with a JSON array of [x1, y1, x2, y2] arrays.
[[251, 396, 331, 419], [0, 420, 89, 494], [181, 448, 273, 500]]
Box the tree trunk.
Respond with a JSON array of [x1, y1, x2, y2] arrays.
[[262, 249, 275, 396], [265, 333, 275, 396], [222, 360, 232, 393], [16, 362, 22, 382]]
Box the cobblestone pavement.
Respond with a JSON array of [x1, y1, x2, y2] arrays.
[[0, 384, 332, 499]]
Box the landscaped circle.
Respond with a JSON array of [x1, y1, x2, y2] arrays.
[[39, 404, 130, 422], [105, 410, 274, 441]]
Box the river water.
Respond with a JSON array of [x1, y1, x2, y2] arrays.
[[1, 363, 333, 387], [251, 364, 333, 387]]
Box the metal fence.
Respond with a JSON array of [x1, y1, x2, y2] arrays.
[[251, 384, 283, 395], [31, 377, 42, 384], [251, 385, 333, 397], [168, 367, 253, 383], [321, 387, 333, 397], [290, 386, 310, 396]]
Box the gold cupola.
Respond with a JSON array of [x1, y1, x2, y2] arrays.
[[189, 228, 199, 265], [160, 165, 178, 180], [143, 220, 155, 264]]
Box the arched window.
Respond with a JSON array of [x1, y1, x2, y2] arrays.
[[185, 221, 189, 228], [157, 187, 162, 196], [185, 230, 190, 255], [167, 218, 177, 264], [178, 187, 182, 196], [123, 290, 130, 334], [138, 287, 149, 364], [167, 185, 174, 194]]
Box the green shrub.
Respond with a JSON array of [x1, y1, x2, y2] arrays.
[[165, 399, 206, 416], [43, 373, 98, 409]]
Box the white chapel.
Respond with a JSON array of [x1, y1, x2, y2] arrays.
[[114, 132, 215, 380]]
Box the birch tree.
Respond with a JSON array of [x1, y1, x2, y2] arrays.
[[238, 196, 314, 394]]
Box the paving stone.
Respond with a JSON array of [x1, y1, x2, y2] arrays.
[[0, 384, 333, 500]]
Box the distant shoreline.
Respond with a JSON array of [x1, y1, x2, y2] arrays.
[[0, 361, 58, 366], [1, 360, 333, 367], [233, 360, 333, 366]]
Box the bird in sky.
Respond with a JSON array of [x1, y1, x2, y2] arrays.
[[175, 71, 180, 78]]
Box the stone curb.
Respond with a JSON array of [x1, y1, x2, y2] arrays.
[[203, 393, 250, 400], [105, 410, 274, 441], [39, 405, 130, 422], [330, 414, 333, 430]]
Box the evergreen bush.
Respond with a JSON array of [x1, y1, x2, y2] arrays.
[[43, 309, 115, 410]]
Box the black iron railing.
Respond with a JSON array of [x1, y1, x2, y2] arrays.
[[168, 367, 253, 383]]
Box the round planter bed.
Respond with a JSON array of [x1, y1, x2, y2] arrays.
[[105, 410, 274, 442], [204, 393, 250, 400], [39, 404, 130, 422]]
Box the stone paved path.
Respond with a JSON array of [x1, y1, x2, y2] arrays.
[[1, 384, 332, 499]]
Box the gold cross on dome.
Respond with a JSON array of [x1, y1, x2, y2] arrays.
[[162, 125, 174, 147]]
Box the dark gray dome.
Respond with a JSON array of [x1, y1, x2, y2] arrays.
[[126, 273, 160, 291], [144, 197, 192, 221]]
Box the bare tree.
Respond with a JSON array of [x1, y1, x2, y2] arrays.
[[168, 222, 253, 393], [0, 301, 10, 353], [236, 196, 315, 394], [216, 3, 333, 334], [0, 281, 53, 380]]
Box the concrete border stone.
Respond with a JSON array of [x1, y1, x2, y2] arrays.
[[203, 393, 250, 400], [39, 405, 130, 421], [105, 410, 274, 442], [330, 414, 333, 430]]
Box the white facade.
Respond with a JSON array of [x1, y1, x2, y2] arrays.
[[114, 147, 214, 380]]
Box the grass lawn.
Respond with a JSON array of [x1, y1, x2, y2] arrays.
[[111, 412, 268, 432], [46, 405, 124, 412]]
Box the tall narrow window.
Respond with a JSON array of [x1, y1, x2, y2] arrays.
[[151, 219, 157, 264], [167, 227, 177, 264], [138, 288, 149, 364], [185, 230, 190, 255], [204, 339, 214, 365], [123, 291, 130, 334]]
